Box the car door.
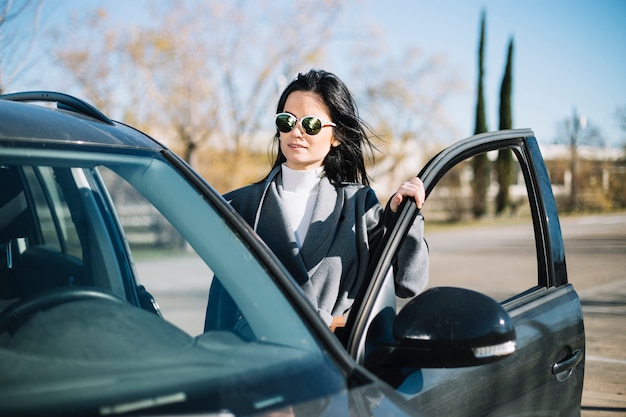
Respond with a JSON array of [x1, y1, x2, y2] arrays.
[[342, 129, 585, 417]]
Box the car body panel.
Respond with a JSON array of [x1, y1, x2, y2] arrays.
[[0, 294, 423, 416], [0, 99, 161, 150]]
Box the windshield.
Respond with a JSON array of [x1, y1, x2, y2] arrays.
[[0, 147, 345, 415]]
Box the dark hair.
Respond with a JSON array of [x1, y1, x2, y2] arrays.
[[270, 69, 376, 186]]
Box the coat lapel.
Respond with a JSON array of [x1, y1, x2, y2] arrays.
[[299, 177, 343, 270], [255, 176, 310, 285], [254, 172, 344, 290]]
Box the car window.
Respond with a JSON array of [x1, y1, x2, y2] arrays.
[[420, 149, 538, 302], [99, 166, 211, 335], [1, 150, 320, 344], [1, 163, 130, 300], [22, 166, 83, 258], [1, 148, 348, 415], [99, 158, 317, 345]]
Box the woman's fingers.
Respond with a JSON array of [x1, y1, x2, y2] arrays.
[[390, 177, 425, 212]]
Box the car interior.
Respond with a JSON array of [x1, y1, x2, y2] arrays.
[[1, 167, 76, 301], [0, 164, 130, 323]]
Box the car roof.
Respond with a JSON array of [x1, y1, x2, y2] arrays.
[[0, 92, 163, 151]]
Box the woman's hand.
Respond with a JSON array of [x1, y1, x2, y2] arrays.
[[389, 177, 425, 213]]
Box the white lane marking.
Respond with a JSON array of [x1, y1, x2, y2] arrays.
[[586, 355, 626, 365]]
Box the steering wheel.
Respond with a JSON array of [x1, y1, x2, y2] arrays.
[[0, 287, 126, 334]]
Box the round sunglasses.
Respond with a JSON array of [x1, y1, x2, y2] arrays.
[[274, 113, 336, 136]]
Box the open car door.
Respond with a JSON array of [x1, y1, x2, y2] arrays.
[[340, 129, 585, 417]]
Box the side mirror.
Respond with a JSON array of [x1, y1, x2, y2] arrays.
[[136, 285, 162, 317], [391, 287, 516, 368]]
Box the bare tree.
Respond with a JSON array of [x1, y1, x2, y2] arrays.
[[616, 105, 626, 142], [0, 0, 45, 93], [53, 0, 344, 191], [51, 8, 122, 113], [556, 108, 603, 211], [351, 45, 464, 197], [612, 105, 626, 207], [52, 0, 463, 195]]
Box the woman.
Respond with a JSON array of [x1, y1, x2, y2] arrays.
[[217, 69, 428, 330]]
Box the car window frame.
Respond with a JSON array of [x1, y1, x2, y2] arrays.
[[342, 129, 567, 362]]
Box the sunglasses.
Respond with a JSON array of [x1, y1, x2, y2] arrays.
[[274, 113, 336, 135]]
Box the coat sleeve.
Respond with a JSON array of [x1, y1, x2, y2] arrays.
[[392, 211, 429, 298], [362, 188, 429, 298]]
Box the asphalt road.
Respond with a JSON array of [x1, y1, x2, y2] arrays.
[[138, 212, 626, 415], [559, 213, 626, 416]]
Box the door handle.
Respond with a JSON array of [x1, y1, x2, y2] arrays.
[[552, 349, 583, 376]]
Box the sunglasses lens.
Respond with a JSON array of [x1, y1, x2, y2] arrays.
[[275, 114, 296, 133], [301, 116, 322, 135], [275, 114, 328, 135]]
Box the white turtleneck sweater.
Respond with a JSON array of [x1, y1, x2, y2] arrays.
[[280, 164, 323, 248]]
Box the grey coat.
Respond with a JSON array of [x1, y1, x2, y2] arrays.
[[224, 167, 429, 325]]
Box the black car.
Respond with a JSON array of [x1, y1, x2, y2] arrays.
[[0, 92, 584, 416]]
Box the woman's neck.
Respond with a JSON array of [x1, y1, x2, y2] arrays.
[[281, 164, 323, 193]]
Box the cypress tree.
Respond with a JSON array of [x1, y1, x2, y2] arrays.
[[495, 38, 514, 215], [471, 10, 489, 218]]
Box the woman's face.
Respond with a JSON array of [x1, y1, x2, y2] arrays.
[[279, 91, 338, 171]]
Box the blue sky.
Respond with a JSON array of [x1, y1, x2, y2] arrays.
[[353, 0, 626, 146], [14, 0, 626, 147]]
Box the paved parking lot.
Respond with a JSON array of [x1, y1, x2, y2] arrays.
[[559, 214, 626, 416], [579, 280, 626, 416]]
